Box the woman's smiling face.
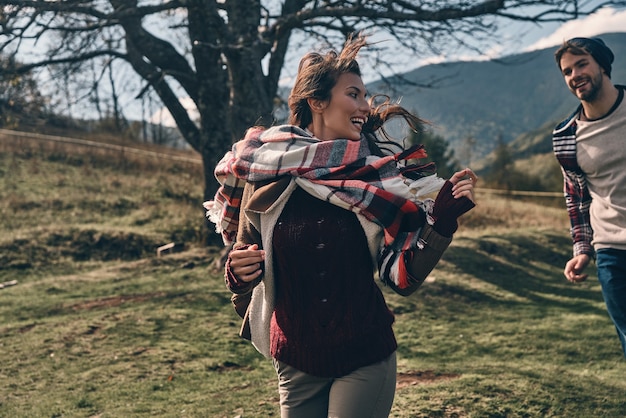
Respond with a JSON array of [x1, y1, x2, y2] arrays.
[[309, 72, 370, 141]]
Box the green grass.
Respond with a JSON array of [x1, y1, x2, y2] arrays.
[[1, 134, 625, 417]]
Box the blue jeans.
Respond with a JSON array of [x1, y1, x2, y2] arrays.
[[596, 248, 626, 357]]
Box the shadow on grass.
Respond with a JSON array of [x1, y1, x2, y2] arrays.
[[439, 231, 605, 315]]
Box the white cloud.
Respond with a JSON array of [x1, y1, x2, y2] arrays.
[[416, 6, 626, 66], [150, 97, 199, 127], [525, 7, 626, 51]]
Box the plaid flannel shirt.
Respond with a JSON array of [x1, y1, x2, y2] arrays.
[[552, 106, 595, 257]]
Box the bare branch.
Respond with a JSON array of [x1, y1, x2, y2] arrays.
[[11, 49, 127, 73]]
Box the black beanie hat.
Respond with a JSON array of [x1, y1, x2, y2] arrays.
[[566, 37, 615, 78]]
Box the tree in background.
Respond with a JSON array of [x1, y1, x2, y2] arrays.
[[1, 0, 622, 202], [410, 129, 461, 180], [0, 55, 47, 128], [485, 134, 546, 191], [488, 134, 514, 189]]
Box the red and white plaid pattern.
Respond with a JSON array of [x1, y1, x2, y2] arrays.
[[204, 125, 444, 288]]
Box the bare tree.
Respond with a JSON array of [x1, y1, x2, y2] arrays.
[[0, 54, 47, 127], [1, 0, 624, 201]]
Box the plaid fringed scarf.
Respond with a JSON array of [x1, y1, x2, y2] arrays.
[[204, 125, 444, 289]]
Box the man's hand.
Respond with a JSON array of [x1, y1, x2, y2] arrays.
[[564, 254, 591, 282]]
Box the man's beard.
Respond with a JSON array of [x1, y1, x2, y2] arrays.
[[570, 71, 603, 102]]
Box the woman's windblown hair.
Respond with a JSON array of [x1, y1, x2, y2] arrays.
[[288, 33, 427, 155]]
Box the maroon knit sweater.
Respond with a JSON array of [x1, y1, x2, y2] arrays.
[[269, 187, 397, 378]]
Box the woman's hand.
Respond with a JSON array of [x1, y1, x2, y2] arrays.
[[430, 168, 477, 236], [448, 168, 477, 203], [228, 243, 265, 283]]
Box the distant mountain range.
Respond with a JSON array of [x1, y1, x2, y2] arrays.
[[367, 32, 626, 167]]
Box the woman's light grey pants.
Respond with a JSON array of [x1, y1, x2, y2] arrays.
[[273, 351, 397, 418]]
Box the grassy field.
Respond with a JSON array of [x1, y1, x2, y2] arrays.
[[1, 132, 625, 418]]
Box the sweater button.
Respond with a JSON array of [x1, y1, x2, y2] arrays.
[[321, 298, 328, 303], [315, 243, 325, 250]]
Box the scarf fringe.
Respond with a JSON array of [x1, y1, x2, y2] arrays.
[[378, 229, 422, 289]]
